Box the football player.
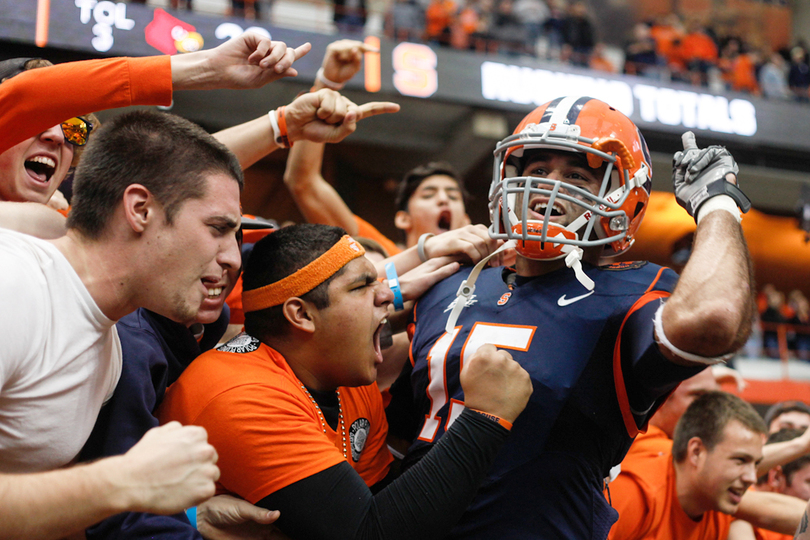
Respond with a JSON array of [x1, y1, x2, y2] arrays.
[[397, 95, 755, 539]]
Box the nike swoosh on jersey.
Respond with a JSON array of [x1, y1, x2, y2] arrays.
[[557, 290, 595, 306]]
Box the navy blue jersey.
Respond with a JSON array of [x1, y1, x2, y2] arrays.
[[403, 261, 702, 540]]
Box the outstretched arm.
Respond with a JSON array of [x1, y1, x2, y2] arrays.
[[213, 87, 398, 170], [658, 132, 755, 363], [735, 490, 805, 535], [0, 34, 310, 154], [0, 423, 218, 540], [757, 425, 810, 476], [283, 40, 379, 233], [170, 33, 310, 91]]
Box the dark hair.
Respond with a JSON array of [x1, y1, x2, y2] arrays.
[[0, 57, 41, 82], [355, 236, 389, 259], [757, 428, 810, 485], [1, 57, 100, 167], [243, 224, 347, 340], [763, 401, 810, 429], [672, 391, 767, 463], [67, 110, 243, 239], [394, 161, 469, 212]]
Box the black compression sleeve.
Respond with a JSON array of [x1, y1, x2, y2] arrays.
[[258, 408, 508, 540]]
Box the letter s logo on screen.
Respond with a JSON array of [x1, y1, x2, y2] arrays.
[[392, 43, 438, 98]]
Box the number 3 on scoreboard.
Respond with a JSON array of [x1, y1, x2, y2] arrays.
[[417, 322, 536, 442]]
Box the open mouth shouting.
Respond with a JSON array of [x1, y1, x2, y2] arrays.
[[372, 317, 388, 365], [25, 155, 57, 186], [437, 210, 452, 232]]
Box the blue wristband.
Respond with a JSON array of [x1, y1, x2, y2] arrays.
[[185, 506, 197, 529], [385, 262, 405, 311]]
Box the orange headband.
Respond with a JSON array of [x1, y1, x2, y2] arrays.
[[242, 235, 365, 313]]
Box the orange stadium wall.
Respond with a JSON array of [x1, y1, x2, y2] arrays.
[[617, 191, 810, 296], [721, 379, 810, 406]]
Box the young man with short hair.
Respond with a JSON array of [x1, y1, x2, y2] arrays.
[[729, 428, 810, 540], [609, 392, 805, 539], [159, 223, 533, 539], [0, 36, 313, 539], [764, 401, 810, 434], [0, 109, 242, 539]]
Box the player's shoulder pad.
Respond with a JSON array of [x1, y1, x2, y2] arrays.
[[598, 261, 648, 272]]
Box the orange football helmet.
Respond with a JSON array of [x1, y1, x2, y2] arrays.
[[489, 96, 652, 260]]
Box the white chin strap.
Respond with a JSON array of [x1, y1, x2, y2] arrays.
[[444, 239, 596, 333], [549, 210, 595, 292], [446, 240, 515, 333], [562, 245, 595, 291]]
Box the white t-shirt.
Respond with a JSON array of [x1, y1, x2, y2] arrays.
[[0, 229, 121, 472]]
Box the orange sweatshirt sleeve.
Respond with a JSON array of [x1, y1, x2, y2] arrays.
[[0, 56, 172, 154], [354, 215, 402, 256]]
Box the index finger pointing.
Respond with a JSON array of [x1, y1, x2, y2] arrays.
[[355, 101, 401, 121], [293, 42, 312, 60]]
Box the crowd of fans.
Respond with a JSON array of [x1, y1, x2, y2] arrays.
[[134, 0, 810, 100], [623, 14, 810, 100], [752, 284, 810, 360], [2, 28, 810, 540]]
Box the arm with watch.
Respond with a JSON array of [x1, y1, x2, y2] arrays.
[[655, 131, 756, 366]]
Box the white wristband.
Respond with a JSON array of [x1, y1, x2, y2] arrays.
[[652, 303, 735, 365], [267, 109, 286, 149], [697, 194, 741, 224], [417, 233, 434, 262], [316, 67, 344, 90]]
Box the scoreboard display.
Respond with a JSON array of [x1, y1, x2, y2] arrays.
[[3, 0, 810, 151]]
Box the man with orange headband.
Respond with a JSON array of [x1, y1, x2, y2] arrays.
[[159, 223, 533, 540]]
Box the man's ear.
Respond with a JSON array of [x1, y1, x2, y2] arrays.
[[768, 466, 787, 491], [282, 298, 316, 334], [122, 184, 154, 233], [687, 437, 706, 467], [394, 210, 412, 232]]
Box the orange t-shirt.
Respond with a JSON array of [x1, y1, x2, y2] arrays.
[[425, 0, 455, 38], [729, 54, 759, 94], [680, 33, 718, 63], [354, 215, 402, 256], [608, 446, 732, 540], [650, 25, 682, 63], [624, 424, 672, 459], [754, 526, 793, 540], [157, 336, 392, 504]]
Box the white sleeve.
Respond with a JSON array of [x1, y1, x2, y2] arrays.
[[0, 249, 47, 387]]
